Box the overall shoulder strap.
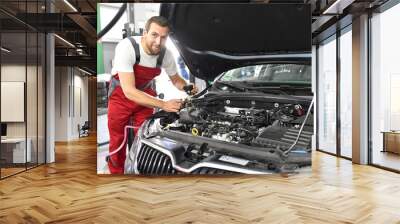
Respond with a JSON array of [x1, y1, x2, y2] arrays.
[[127, 36, 140, 64], [156, 48, 166, 68]]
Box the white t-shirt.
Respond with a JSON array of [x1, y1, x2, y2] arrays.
[[111, 37, 177, 76]]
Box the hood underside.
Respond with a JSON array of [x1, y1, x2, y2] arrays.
[[160, 3, 311, 81]]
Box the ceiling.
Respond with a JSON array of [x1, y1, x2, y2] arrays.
[[99, 0, 391, 43], [0, 0, 97, 75], [1, 0, 393, 75], [308, 0, 390, 43]]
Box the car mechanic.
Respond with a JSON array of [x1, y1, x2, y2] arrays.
[[107, 16, 198, 174]]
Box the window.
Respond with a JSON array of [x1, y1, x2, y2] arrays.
[[339, 28, 352, 158], [370, 3, 400, 171], [0, 1, 47, 179], [317, 36, 337, 154], [219, 64, 311, 83]]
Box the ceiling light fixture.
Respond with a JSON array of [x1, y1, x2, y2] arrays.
[[54, 34, 75, 48], [63, 0, 78, 12], [78, 67, 92, 76], [1, 47, 11, 53], [322, 0, 354, 15], [76, 48, 87, 56]]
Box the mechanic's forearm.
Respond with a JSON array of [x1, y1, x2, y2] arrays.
[[172, 78, 187, 91], [124, 88, 164, 109]]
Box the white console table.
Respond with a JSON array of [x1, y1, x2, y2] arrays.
[[1, 138, 32, 163]]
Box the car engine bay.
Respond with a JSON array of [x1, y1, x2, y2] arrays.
[[127, 91, 314, 175], [151, 93, 313, 153], [177, 103, 310, 147]]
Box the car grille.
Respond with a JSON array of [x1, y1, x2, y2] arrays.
[[136, 144, 176, 175], [137, 143, 237, 175]]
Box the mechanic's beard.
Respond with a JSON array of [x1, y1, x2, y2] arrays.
[[144, 42, 160, 55], [149, 45, 161, 55]]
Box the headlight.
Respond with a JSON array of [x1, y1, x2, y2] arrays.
[[125, 119, 162, 174], [142, 118, 162, 138], [125, 123, 144, 174]]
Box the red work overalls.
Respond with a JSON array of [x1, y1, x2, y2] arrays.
[[107, 39, 165, 174]]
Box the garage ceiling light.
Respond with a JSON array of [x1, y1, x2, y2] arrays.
[[54, 34, 75, 48], [323, 0, 355, 14], [1, 47, 11, 53], [64, 0, 78, 12], [78, 67, 92, 76]]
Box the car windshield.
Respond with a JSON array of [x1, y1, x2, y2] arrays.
[[218, 64, 311, 84]]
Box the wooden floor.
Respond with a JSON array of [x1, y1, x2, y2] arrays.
[[1, 135, 400, 223]]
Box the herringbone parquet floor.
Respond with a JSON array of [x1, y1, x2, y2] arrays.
[[1, 134, 400, 223]]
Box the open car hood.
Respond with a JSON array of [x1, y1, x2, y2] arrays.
[[160, 3, 311, 81]]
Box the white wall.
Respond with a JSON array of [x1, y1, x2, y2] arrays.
[[71, 72, 89, 138], [133, 3, 160, 33], [55, 66, 89, 141], [99, 3, 160, 42], [1, 63, 46, 164], [55, 66, 68, 141], [1, 65, 28, 138], [99, 3, 128, 42]]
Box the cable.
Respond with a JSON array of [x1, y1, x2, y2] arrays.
[[283, 98, 314, 156], [105, 125, 139, 164], [97, 3, 127, 40]]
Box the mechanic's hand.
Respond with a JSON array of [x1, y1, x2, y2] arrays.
[[161, 99, 183, 112], [183, 84, 198, 95], [190, 84, 198, 95]]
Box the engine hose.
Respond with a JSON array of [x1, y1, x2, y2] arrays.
[[97, 3, 127, 40], [191, 84, 213, 99], [283, 98, 314, 156], [105, 125, 140, 164]]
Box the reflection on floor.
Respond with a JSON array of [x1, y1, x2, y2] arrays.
[[373, 150, 400, 171], [1, 167, 25, 178], [0, 162, 41, 178]]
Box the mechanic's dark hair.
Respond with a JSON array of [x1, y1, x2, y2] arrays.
[[145, 16, 170, 31]]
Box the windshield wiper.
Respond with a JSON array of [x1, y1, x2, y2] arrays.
[[215, 81, 246, 92], [215, 81, 311, 96], [248, 85, 312, 95], [247, 87, 290, 95], [216, 81, 291, 95], [248, 84, 310, 90]]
